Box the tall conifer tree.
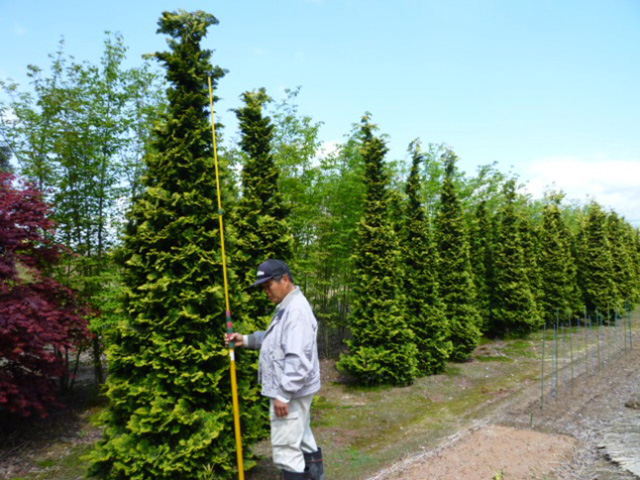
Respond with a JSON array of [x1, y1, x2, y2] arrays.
[[538, 193, 578, 325], [435, 152, 481, 360], [469, 200, 493, 332], [605, 212, 635, 310], [233, 89, 293, 326], [578, 202, 619, 318], [89, 11, 265, 480], [490, 180, 541, 335], [337, 115, 418, 385], [400, 141, 451, 375]]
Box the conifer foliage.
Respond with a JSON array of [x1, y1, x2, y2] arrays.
[[88, 11, 264, 480], [578, 202, 619, 318], [490, 180, 541, 334], [0, 173, 89, 417], [606, 212, 636, 309], [469, 200, 493, 331], [538, 193, 577, 324], [400, 141, 451, 375], [435, 152, 481, 361], [233, 89, 293, 324], [337, 115, 418, 386]]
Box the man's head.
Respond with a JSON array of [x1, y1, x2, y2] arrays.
[[252, 259, 295, 304]]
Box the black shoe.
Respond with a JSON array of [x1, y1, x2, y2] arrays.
[[303, 448, 324, 480], [281, 469, 311, 480]]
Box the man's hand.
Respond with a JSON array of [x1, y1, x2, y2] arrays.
[[225, 332, 244, 347], [274, 398, 289, 417]]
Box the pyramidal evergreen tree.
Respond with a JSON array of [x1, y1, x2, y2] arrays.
[[434, 151, 481, 361], [469, 200, 494, 332], [606, 212, 636, 310], [518, 210, 543, 306], [490, 180, 541, 335], [232, 88, 293, 326], [633, 228, 640, 306], [578, 202, 619, 318], [337, 115, 418, 386], [538, 192, 578, 325], [88, 11, 265, 480], [399, 140, 451, 375]]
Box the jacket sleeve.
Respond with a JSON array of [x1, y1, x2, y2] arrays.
[[277, 306, 316, 401], [246, 331, 265, 350]]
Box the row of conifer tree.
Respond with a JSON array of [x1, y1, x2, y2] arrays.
[[2, 9, 639, 480]]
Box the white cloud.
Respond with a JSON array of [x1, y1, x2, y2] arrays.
[[522, 156, 640, 226]]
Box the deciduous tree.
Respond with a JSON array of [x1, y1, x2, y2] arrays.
[[0, 173, 89, 417]]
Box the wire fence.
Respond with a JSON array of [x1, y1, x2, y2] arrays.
[[539, 305, 637, 411]]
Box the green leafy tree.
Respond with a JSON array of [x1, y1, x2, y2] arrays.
[[0, 34, 165, 385], [577, 202, 619, 319], [88, 11, 264, 480], [538, 192, 580, 324], [304, 128, 367, 357], [337, 115, 418, 385], [400, 140, 451, 375], [269, 88, 323, 271], [435, 151, 481, 360], [490, 180, 541, 335], [232, 88, 294, 326]]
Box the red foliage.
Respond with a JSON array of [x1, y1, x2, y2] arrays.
[[0, 173, 90, 417]]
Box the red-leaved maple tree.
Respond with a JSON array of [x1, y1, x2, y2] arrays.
[[0, 172, 90, 417]]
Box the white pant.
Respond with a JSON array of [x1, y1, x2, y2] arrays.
[[270, 394, 318, 473]]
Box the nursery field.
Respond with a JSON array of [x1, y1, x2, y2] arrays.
[[2, 310, 639, 480]]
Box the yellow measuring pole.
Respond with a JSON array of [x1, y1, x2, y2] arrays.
[[208, 75, 245, 480]]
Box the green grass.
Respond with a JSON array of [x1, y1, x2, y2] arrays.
[[477, 355, 514, 362]]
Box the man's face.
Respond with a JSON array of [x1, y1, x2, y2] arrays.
[[262, 276, 292, 304]]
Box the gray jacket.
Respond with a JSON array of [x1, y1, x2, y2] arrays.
[[246, 287, 321, 401]]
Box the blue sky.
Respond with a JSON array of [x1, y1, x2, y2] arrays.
[[1, 0, 639, 225]]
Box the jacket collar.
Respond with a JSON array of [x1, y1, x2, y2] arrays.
[[276, 286, 300, 312], [264, 287, 301, 336]]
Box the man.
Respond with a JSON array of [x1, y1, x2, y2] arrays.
[[226, 259, 324, 480]]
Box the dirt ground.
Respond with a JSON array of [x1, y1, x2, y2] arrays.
[[370, 338, 640, 480]]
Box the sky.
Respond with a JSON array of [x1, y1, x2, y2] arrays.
[[1, 0, 639, 225]]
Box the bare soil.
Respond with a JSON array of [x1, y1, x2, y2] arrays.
[[370, 335, 640, 480]]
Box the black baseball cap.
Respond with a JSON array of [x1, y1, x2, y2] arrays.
[[251, 259, 292, 286]]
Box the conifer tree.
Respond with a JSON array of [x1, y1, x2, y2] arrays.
[[337, 115, 418, 385], [633, 228, 640, 305], [400, 141, 451, 375], [518, 212, 543, 306], [578, 202, 619, 318], [435, 152, 481, 360], [233, 89, 293, 326], [538, 192, 578, 325], [88, 11, 265, 480], [605, 212, 635, 309], [490, 180, 541, 335], [469, 200, 493, 332]]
